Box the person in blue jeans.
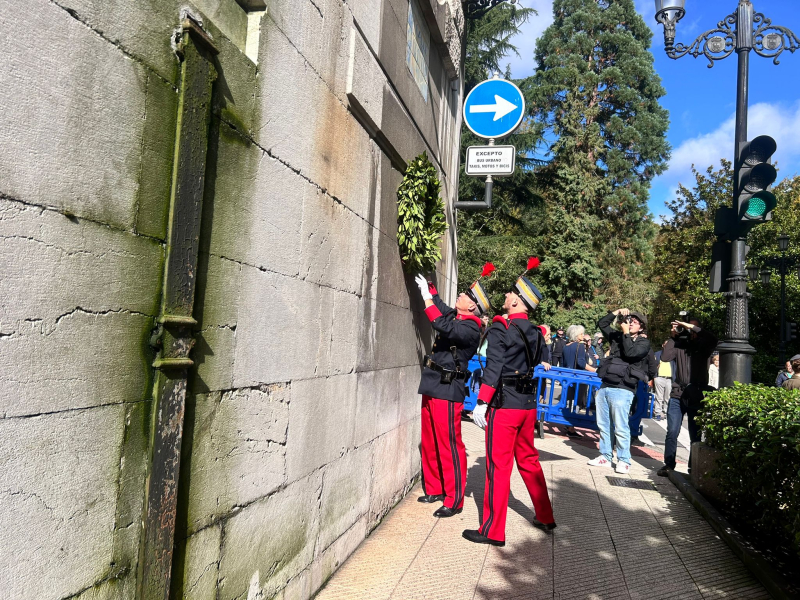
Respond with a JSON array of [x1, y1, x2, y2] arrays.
[[588, 309, 651, 474]]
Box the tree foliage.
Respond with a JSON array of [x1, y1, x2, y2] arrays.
[[650, 162, 800, 383]]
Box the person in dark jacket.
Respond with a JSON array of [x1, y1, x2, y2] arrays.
[[775, 360, 793, 387], [657, 318, 718, 476], [415, 274, 484, 517], [463, 270, 555, 546], [551, 328, 566, 366], [587, 309, 651, 474]]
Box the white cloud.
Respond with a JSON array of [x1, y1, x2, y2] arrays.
[[505, 0, 554, 79], [660, 101, 800, 188]]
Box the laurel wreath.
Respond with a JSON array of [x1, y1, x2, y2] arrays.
[[396, 152, 448, 274]]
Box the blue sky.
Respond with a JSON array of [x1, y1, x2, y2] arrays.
[[504, 0, 800, 219]]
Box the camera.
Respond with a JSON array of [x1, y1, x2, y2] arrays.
[[616, 313, 630, 324], [675, 311, 691, 338]]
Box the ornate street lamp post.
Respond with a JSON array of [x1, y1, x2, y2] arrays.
[[654, 0, 800, 386]]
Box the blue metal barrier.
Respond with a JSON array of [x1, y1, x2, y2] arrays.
[[533, 366, 651, 440], [464, 355, 484, 412]]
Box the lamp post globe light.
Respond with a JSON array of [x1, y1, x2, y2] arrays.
[[654, 1, 799, 386]]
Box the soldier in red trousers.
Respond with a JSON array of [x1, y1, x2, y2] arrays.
[[463, 259, 556, 546], [414, 265, 492, 517]]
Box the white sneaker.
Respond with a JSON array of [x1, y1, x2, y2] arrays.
[[587, 456, 612, 468], [615, 462, 630, 474]]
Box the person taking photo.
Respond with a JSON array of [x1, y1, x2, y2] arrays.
[[587, 308, 651, 474], [657, 317, 717, 477]]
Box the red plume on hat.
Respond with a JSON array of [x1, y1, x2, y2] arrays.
[[526, 257, 540, 271], [480, 262, 496, 278]]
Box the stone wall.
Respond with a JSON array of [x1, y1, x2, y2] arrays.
[[0, 1, 464, 599]]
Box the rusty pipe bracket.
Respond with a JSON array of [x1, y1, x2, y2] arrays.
[[176, 14, 219, 58]]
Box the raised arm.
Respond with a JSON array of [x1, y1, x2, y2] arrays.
[[598, 312, 617, 338]]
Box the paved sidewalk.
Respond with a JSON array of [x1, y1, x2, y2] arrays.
[[316, 421, 769, 600]]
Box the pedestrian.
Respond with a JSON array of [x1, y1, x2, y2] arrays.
[[414, 268, 487, 517], [561, 325, 587, 437], [781, 355, 800, 389], [591, 332, 605, 365], [540, 324, 553, 359], [587, 308, 651, 474], [652, 341, 674, 420], [463, 259, 556, 546], [775, 360, 793, 387], [657, 317, 718, 477], [708, 354, 719, 389], [551, 327, 566, 367]]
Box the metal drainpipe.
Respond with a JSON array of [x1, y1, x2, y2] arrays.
[[136, 15, 218, 600]]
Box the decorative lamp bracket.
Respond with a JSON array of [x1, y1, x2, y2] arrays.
[[660, 6, 799, 67], [752, 13, 800, 65]]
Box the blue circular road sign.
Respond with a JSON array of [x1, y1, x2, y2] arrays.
[[463, 78, 525, 139]]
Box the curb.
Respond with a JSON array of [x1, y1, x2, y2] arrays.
[[668, 470, 800, 600]]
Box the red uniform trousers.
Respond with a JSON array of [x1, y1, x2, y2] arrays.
[[420, 396, 467, 510], [479, 406, 554, 542]]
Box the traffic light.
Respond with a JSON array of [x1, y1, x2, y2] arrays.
[[736, 135, 777, 231], [786, 321, 797, 342]]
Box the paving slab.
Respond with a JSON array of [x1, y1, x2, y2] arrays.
[[316, 421, 770, 600]]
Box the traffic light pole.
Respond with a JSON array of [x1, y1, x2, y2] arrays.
[[718, 13, 756, 388], [655, 0, 800, 386]]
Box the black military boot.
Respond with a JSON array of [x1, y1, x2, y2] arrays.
[[532, 517, 557, 531], [462, 529, 505, 546], [417, 494, 445, 503], [433, 506, 462, 518]]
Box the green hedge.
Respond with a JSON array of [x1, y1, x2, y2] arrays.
[[697, 384, 800, 557]]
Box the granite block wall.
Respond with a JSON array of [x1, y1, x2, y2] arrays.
[[0, 1, 464, 598]]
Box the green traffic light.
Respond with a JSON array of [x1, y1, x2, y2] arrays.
[[745, 197, 767, 217], [742, 190, 777, 220]]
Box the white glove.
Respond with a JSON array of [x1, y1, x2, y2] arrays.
[[472, 403, 488, 429], [415, 274, 432, 300]]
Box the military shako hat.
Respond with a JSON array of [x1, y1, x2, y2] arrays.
[[512, 257, 543, 312], [465, 262, 496, 315]]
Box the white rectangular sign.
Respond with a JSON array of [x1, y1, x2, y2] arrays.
[[465, 145, 516, 176]]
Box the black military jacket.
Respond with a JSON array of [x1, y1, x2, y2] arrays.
[[478, 313, 545, 410], [417, 294, 482, 402]]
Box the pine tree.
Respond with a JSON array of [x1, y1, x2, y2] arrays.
[[527, 0, 670, 309]]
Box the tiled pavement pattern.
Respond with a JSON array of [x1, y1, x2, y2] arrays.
[[316, 421, 770, 600]]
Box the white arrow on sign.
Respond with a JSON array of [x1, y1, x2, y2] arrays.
[[468, 95, 518, 121]]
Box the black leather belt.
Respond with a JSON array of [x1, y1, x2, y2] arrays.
[[501, 374, 536, 395], [424, 356, 468, 382]]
